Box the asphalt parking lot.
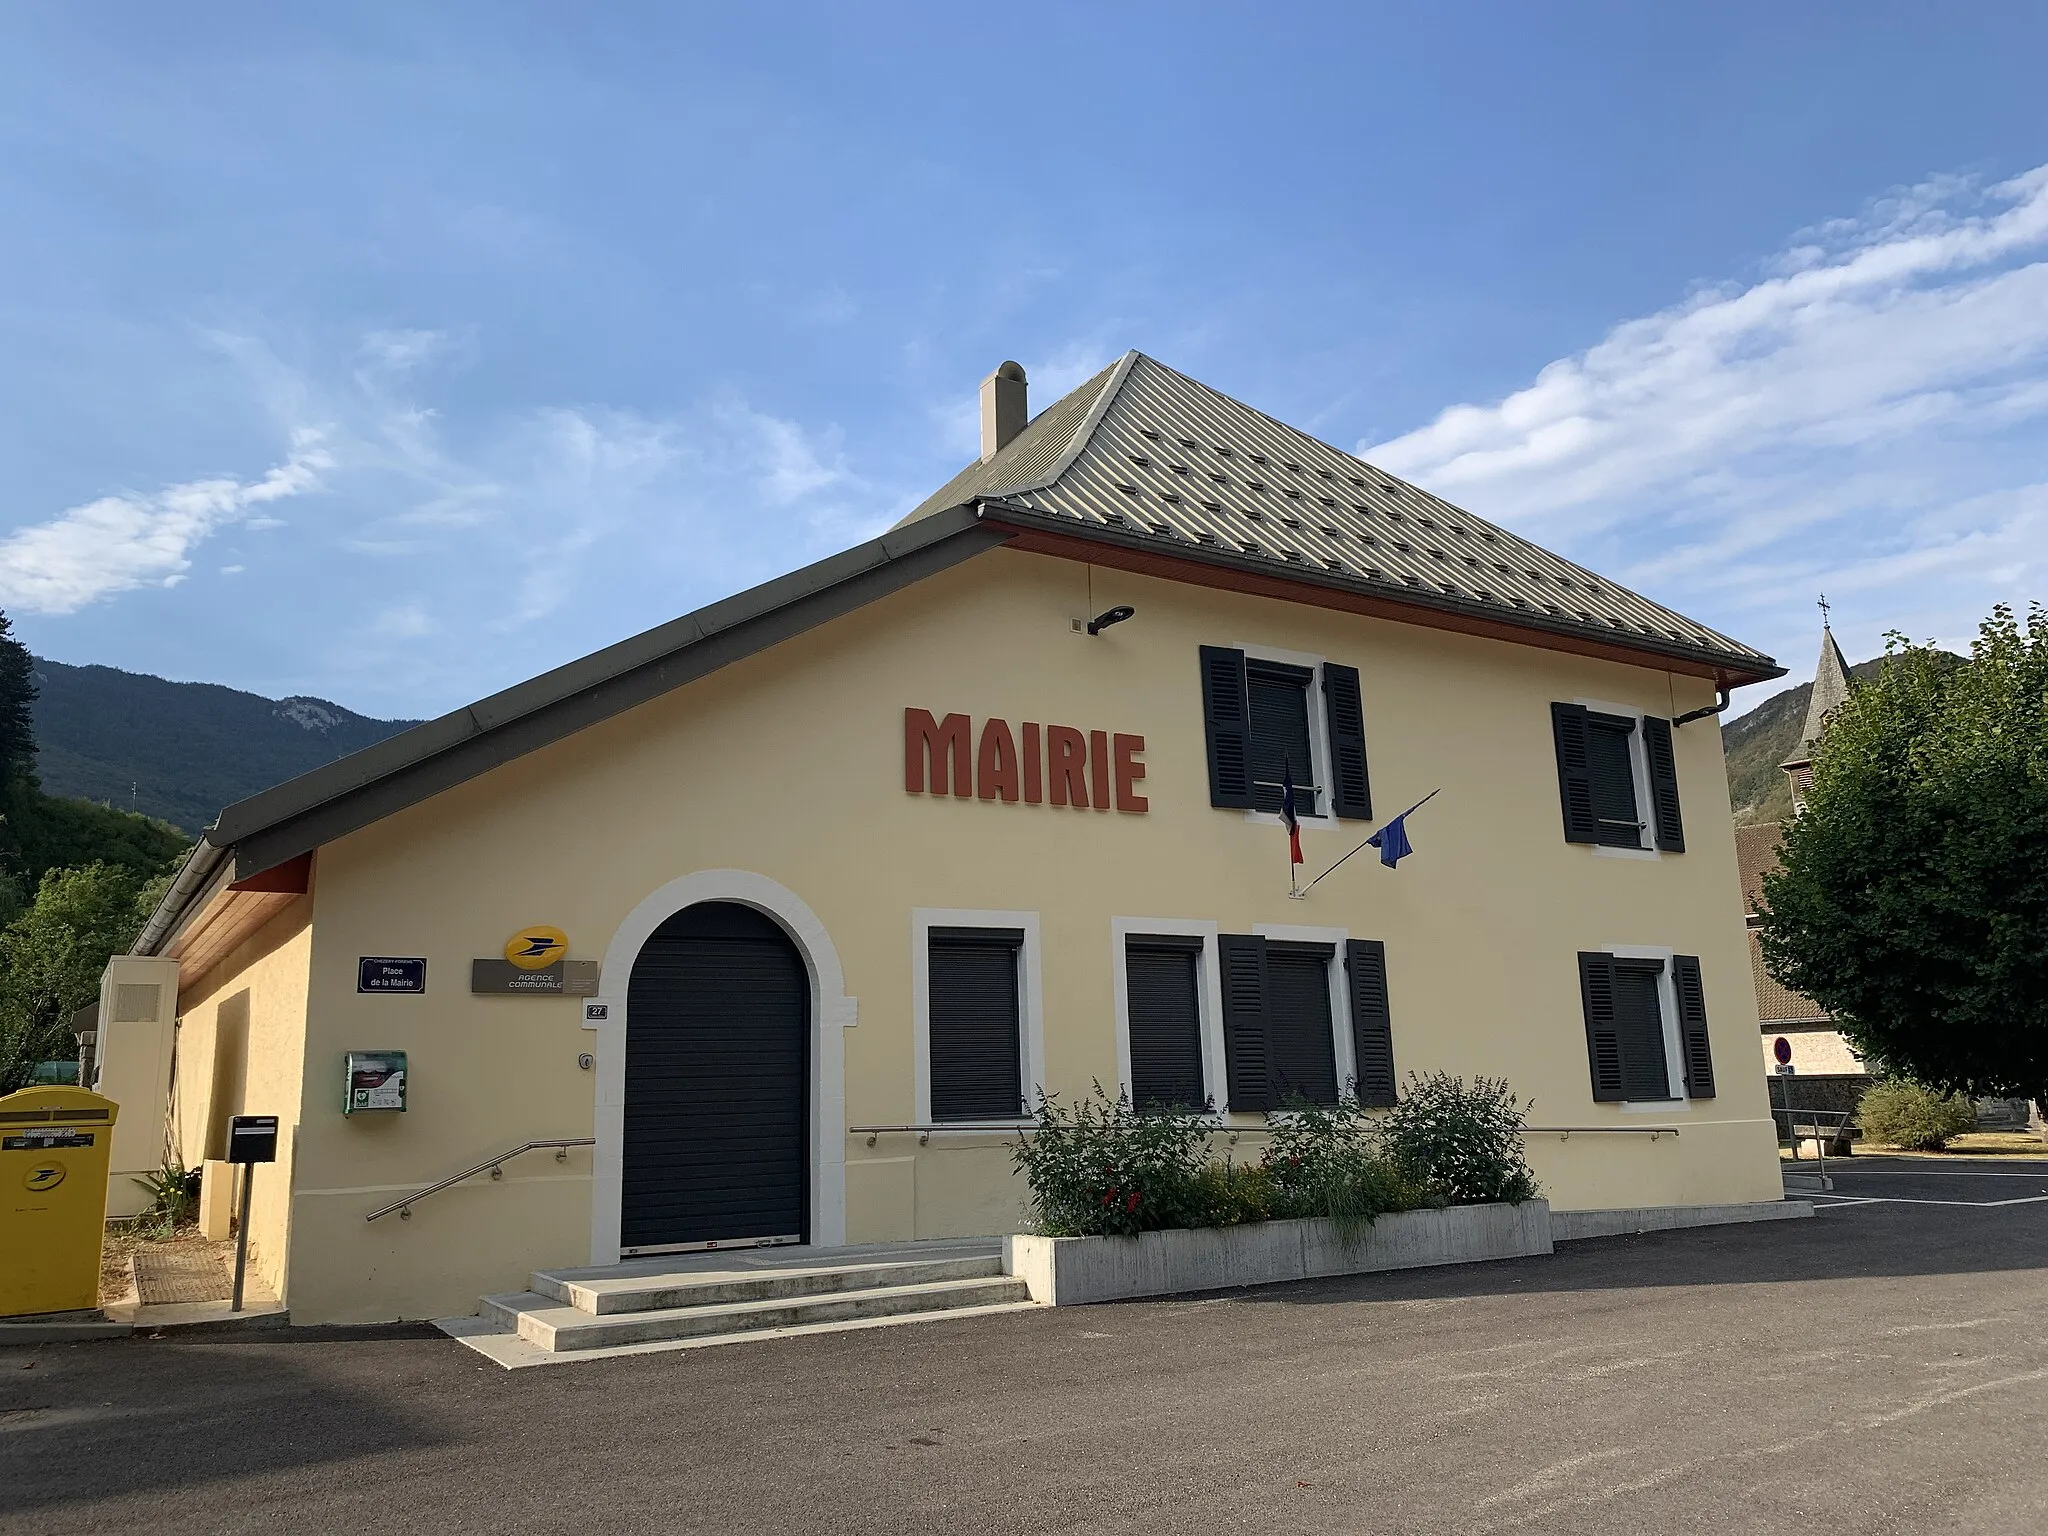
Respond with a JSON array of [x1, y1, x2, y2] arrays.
[[4, 1176, 2046, 1536], [1790, 1153, 2048, 1209]]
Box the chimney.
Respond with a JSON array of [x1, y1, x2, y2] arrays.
[[980, 360, 1028, 462]]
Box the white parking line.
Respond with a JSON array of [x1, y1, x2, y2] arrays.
[[1810, 1168, 2048, 1180], [1808, 1194, 2048, 1208]]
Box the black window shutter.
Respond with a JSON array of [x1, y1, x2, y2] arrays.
[[1125, 939, 1207, 1111], [1216, 933, 1270, 1112], [1577, 951, 1626, 1102], [1641, 715, 1685, 852], [1200, 646, 1254, 809], [1344, 939, 1397, 1107], [928, 928, 1025, 1121], [1548, 708, 1597, 847], [1672, 954, 1715, 1098], [1321, 663, 1373, 820], [1551, 703, 1599, 844]]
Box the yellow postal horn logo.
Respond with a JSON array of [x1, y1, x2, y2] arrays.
[[504, 925, 569, 971], [25, 1161, 66, 1193]]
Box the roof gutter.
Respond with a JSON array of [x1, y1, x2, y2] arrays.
[[133, 833, 231, 957], [977, 501, 1785, 688]]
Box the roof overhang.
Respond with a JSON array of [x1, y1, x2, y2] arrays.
[[981, 502, 1785, 690]]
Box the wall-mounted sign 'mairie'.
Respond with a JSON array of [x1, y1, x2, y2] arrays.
[[905, 709, 1147, 812]]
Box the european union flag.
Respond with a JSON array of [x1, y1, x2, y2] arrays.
[[1366, 813, 1413, 868]]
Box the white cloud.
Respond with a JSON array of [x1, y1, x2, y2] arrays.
[[0, 429, 331, 613], [1359, 163, 2048, 686]]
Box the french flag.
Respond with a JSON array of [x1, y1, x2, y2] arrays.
[[1280, 762, 1303, 867]]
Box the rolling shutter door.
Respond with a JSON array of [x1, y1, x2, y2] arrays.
[[622, 902, 808, 1252], [1642, 716, 1685, 852], [928, 927, 1025, 1121], [1216, 933, 1270, 1112], [1125, 937, 1206, 1111], [1345, 939, 1397, 1108], [1673, 954, 1715, 1098], [1322, 663, 1373, 820], [1199, 647, 1254, 808], [1551, 704, 1600, 844]]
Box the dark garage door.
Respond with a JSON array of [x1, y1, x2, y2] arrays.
[[622, 902, 809, 1253]]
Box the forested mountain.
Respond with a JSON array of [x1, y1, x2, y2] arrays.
[[30, 657, 418, 834]]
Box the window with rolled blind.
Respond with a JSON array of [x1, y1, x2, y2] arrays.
[[927, 927, 1025, 1122], [1247, 660, 1318, 815], [1218, 932, 1394, 1112], [1124, 936, 1207, 1111], [1577, 951, 1715, 1103], [1552, 703, 1685, 852], [1198, 647, 1371, 820]]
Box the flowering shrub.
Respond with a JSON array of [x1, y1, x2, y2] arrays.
[[1263, 1097, 1432, 1237], [1012, 1075, 1540, 1238], [1381, 1073, 1539, 1206], [1011, 1084, 1210, 1236]]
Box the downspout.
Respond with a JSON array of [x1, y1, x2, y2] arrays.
[[1672, 686, 1732, 728], [133, 834, 231, 956]]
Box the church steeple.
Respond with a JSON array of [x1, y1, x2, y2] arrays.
[[1781, 598, 1852, 812]]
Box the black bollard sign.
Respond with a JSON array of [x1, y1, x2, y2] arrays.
[[225, 1114, 279, 1312], [227, 1115, 278, 1164]]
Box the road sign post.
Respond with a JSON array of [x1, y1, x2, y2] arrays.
[[225, 1115, 279, 1313]]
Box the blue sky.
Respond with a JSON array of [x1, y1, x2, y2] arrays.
[[3, 4, 2045, 721]]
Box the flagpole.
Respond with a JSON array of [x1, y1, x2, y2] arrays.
[[1297, 788, 1440, 897]]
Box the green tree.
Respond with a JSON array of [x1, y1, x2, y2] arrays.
[[1760, 604, 2048, 1113], [0, 862, 159, 1092]]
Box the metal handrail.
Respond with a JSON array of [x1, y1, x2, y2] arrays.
[[850, 1122, 1682, 1148], [1523, 1126, 1680, 1140], [364, 1138, 595, 1223]]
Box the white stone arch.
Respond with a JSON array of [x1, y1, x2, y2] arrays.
[[591, 869, 853, 1263]]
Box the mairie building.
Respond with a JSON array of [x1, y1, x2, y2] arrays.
[[99, 353, 1789, 1324]]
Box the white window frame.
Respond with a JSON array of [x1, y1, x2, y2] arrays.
[[1253, 922, 1357, 1103], [1110, 918, 1227, 1114], [1239, 642, 1342, 832], [1599, 942, 1687, 1109], [1573, 696, 1662, 861], [913, 908, 1045, 1128]]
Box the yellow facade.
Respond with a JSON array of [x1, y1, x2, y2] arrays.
[[159, 546, 1777, 1324], [167, 899, 311, 1305]]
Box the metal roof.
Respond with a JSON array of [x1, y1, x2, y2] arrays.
[[902, 351, 1779, 681]]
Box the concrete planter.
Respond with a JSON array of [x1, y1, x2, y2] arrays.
[[1003, 1200, 1553, 1306]]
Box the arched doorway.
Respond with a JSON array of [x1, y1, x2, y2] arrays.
[[620, 901, 810, 1254]]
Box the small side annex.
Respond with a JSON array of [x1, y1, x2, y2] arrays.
[[110, 353, 1788, 1324]]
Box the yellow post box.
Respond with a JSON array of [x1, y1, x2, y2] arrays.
[[0, 1085, 119, 1318]]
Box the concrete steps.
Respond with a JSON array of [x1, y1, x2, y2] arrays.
[[439, 1239, 1037, 1368]]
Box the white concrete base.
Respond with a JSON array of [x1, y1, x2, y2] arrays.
[[445, 1238, 1037, 1368], [437, 1297, 1039, 1369], [1551, 1200, 1815, 1243], [1003, 1201, 1555, 1306]]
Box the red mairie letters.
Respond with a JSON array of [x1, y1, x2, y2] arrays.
[[904, 708, 1147, 813]]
